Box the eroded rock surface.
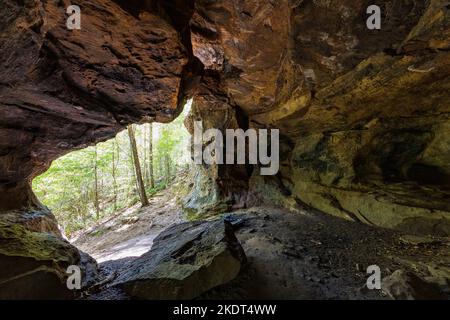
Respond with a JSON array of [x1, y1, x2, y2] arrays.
[[113, 219, 246, 300], [0, 0, 187, 210], [185, 0, 450, 235], [2, 0, 450, 232], [1, 0, 450, 300], [0, 215, 99, 299], [1, 0, 186, 299]]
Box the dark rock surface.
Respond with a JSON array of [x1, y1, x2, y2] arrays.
[[0, 0, 187, 211], [112, 219, 246, 300], [0, 210, 99, 299], [200, 207, 450, 300], [182, 0, 450, 235], [0, 219, 76, 299], [382, 270, 446, 300]]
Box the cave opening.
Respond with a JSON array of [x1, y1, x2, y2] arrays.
[[31, 102, 192, 262]]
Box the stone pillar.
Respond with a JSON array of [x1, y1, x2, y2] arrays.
[[183, 77, 250, 218]]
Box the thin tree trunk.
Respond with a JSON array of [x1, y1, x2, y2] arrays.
[[82, 188, 88, 227], [165, 154, 170, 187], [143, 126, 148, 184], [94, 145, 100, 220], [115, 137, 120, 203], [112, 139, 118, 210], [127, 125, 149, 206], [128, 141, 138, 198], [148, 123, 155, 188]]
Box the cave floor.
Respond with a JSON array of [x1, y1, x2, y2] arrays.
[[201, 206, 449, 299], [74, 196, 449, 300]]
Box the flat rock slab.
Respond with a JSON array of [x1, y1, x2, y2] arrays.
[[113, 219, 246, 300]]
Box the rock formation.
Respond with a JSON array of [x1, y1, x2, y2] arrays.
[[1, 0, 450, 299], [0, 0, 187, 211], [0, 209, 99, 299], [382, 269, 446, 300], [183, 0, 450, 235], [113, 219, 246, 299]]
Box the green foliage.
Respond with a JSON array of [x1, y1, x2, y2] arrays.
[[32, 106, 191, 237], [154, 109, 190, 185]]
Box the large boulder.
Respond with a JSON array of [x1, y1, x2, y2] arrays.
[[114, 219, 246, 299], [0, 215, 99, 300], [0, 220, 77, 299]]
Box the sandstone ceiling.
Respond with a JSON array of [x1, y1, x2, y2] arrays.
[[0, 0, 189, 209], [1, 0, 449, 235]]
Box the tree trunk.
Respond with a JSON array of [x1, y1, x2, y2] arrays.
[[112, 138, 118, 210], [165, 153, 170, 187], [128, 142, 138, 198], [94, 145, 100, 220], [82, 188, 88, 227], [148, 123, 155, 188], [127, 125, 149, 206], [143, 126, 148, 184]]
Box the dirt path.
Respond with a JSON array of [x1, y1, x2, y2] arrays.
[[72, 192, 184, 263]]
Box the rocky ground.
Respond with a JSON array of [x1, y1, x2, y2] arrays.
[[202, 206, 450, 300], [72, 187, 450, 300]]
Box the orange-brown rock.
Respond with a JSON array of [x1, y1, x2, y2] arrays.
[[1, 0, 450, 235], [0, 0, 187, 210]]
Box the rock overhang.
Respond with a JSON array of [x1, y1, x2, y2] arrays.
[[0, 0, 449, 234]]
